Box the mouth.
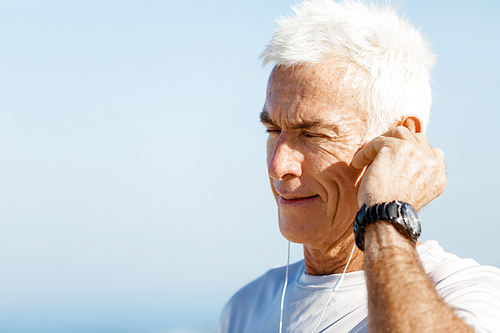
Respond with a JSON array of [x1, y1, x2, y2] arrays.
[[279, 194, 320, 205]]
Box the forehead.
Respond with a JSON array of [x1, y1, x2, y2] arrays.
[[264, 60, 362, 126]]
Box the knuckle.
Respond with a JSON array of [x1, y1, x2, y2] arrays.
[[414, 133, 427, 141], [432, 147, 444, 155]]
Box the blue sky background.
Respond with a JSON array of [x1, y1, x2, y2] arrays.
[[1, 0, 499, 332]]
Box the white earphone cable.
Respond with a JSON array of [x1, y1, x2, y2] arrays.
[[279, 240, 291, 333], [279, 240, 357, 333], [309, 241, 356, 333]]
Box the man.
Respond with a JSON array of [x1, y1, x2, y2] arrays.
[[221, 1, 500, 332]]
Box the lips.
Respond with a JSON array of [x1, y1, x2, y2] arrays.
[[278, 194, 320, 206], [273, 182, 321, 205]]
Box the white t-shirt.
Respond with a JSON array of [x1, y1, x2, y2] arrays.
[[221, 241, 500, 333]]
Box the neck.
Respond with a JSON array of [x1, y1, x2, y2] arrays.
[[303, 235, 364, 275]]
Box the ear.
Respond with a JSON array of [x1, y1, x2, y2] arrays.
[[398, 115, 422, 134]]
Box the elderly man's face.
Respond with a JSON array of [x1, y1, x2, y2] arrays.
[[261, 61, 366, 249]]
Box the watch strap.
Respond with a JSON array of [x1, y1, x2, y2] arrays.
[[353, 201, 421, 251]]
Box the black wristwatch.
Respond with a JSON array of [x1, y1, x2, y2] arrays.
[[353, 201, 421, 251]]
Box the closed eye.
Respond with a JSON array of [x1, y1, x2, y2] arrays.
[[264, 127, 281, 136], [304, 131, 328, 139]]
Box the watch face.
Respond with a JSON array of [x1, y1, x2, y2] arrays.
[[403, 203, 421, 238]]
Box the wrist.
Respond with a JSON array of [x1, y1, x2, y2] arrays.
[[364, 221, 416, 254]]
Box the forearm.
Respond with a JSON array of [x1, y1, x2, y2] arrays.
[[364, 221, 474, 333]]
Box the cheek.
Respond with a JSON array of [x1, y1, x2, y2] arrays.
[[312, 148, 363, 191], [326, 141, 359, 163], [308, 143, 351, 171]]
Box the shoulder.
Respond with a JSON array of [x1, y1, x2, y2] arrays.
[[220, 260, 304, 332], [418, 240, 500, 333], [418, 240, 500, 285]]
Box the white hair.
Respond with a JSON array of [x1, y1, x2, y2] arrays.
[[260, 0, 436, 140]]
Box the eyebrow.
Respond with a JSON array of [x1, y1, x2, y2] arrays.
[[259, 110, 276, 126], [259, 110, 340, 133]]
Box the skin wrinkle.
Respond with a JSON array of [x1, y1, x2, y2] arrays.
[[264, 59, 367, 275], [353, 125, 445, 210], [304, 226, 362, 274], [252, 3, 474, 331], [260, 58, 470, 331], [261, 111, 341, 135]]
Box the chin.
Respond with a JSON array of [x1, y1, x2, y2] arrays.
[[278, 219, 320, 245]]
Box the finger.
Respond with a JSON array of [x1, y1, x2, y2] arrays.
[[413, 132, 431, 147], [431, 147, 447, 192], [414, 133, 443, 159], [351, 137, 384, 169], [380, 126, 417, 141], [432, 147, 445, 162]]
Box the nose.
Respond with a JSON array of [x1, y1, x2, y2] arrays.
[[267, 136, 302, 181]]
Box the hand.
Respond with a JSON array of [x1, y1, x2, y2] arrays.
[[351, 126, 446, 211]]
